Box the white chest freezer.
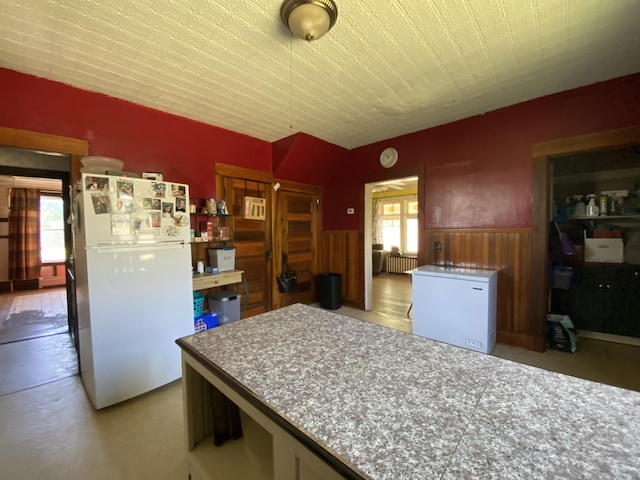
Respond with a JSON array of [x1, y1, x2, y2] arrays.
[[411, 265, 498, 353]]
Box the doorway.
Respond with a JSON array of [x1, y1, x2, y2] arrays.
[[0, 128, 88, 393], [530, 125, 640, 351], [0, 168, 78, 395], [361, 165, 425, 311]]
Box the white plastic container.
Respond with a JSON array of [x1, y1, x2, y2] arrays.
[[584, 238, 624, 263], [207, 292, 241, 325], [208, 247, 235, 272]]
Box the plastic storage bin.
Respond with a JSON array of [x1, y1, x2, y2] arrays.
[[207, 292, 241, 325], [208, 247, 236, 272], [193, 291, 204, 318], [318, 273, 342, 310]]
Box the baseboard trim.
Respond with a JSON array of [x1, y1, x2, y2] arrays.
[[497, 331, 530, 349], [578, 330, 640, 347]]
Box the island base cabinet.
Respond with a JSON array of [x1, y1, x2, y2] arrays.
[[182, 352, 345, 480]]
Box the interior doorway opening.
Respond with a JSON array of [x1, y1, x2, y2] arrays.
[[362, 166, 425, 311]]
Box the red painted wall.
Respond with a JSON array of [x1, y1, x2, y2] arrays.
[[0, 68, 271, 198], [337, 72, 640, 230], [2, 67, 639, 231], [272, 133, 349, 186]]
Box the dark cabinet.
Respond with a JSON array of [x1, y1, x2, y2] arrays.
[[569, 264, 640, 337]]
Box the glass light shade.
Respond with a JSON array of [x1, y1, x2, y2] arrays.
[[288, 4, 331, 41]]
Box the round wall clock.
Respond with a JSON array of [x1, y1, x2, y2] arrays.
[[380, 147, 398, 168]]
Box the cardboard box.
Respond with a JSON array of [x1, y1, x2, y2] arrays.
[[584, 238, 624, 263], [208, 247, 235, 272], [593, 229, 623, 238]]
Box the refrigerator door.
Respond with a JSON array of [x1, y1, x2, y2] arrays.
[[81, 174, 190, 246], [78, 241, 193, 409]]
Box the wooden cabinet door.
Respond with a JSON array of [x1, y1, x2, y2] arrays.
[[219, 175, 273, 318], [272, 182, 321, 310]]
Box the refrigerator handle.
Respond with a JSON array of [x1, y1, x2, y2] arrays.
[[87, 241, 187, 254]]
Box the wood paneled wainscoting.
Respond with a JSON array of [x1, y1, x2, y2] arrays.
[[422, 229, 533, 348], [322, 228, 534, 349], [321, 230, 360, 307]]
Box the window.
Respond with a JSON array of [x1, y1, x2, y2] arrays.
[[378, 196, 418, 254], [40, 194, 65, 262]]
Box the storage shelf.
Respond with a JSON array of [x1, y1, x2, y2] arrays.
[[189, 436, 273, 480], [569, 215, 640, 220], [192, 270, 243, 291]]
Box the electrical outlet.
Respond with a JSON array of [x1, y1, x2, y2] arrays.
[[465, 339, 482, 349]]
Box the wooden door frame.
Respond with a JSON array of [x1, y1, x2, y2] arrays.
[[0, 126, 88, 359], [529, 125, 640, 351], [0, 126, 88, 184], [215, 163, 275, 314], [271, 180, 322, 309], [358, 164, 425, 310]]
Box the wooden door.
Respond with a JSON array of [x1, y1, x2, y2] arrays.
[[218, 171, 273, 318], [273, 182, 321, 309]]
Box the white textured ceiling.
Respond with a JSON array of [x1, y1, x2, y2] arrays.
[[1, 0, 639, 149]]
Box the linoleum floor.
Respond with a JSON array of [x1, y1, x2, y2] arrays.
[[0, 276, 638, 479]]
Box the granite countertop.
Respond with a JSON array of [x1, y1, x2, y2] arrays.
[[178, 303, 640, 479]]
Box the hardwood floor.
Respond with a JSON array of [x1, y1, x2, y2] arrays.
[[0, 287, 68, 344], [337, 273, 413, 333]]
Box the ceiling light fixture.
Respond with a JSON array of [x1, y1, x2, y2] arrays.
[[280, 0, 338, 42]]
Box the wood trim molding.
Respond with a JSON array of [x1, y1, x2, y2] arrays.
[[425, 227, 531, 234], [215, 163, 274, 184], [532, 125, 640, 158], [274, 179, 321, 195], [0, 126, 88, 156], [0, 126, 88, 185]]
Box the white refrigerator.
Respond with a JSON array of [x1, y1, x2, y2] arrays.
[[412, 265, 497, 354], [73, 173, 193, 409]]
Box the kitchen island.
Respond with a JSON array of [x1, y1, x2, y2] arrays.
[[176, 303, 640, 479]]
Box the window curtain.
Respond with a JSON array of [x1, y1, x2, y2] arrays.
[[9, 188, 41, 280], [372, 198, 382, 244]]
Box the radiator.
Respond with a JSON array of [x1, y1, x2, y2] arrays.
[[386, 256, 418, 274]]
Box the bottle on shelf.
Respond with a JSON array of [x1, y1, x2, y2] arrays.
[[574, 197, 586, 217], [585, 194, 599, 217], [599, 194, 608, 216]]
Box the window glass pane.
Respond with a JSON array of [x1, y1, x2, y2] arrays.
[[381, 218, 400, 250], [382, 202, 400, 215], [40, 196, 65, 262], [406, 218, 418, 253], [376, 195, 418, 253]]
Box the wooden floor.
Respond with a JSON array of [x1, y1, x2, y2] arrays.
[[334, 273, 413, 334], [0, 288, 67, 318], [0, 287, 68, 344]]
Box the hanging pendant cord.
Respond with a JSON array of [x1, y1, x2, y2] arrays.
[[289, 33, 293, 131]]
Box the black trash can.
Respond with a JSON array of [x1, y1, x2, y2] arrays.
[[318, 272, 342, 310]]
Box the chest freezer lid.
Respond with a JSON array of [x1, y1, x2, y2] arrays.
[[412, 264, 497, 282]]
